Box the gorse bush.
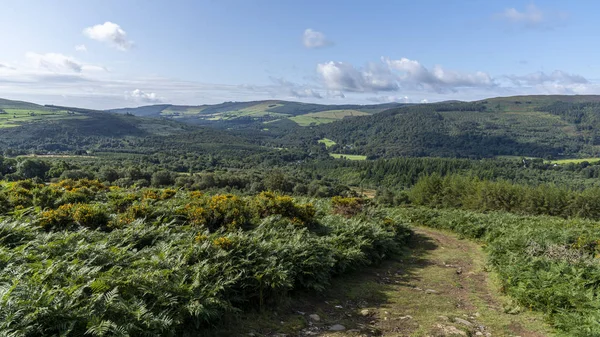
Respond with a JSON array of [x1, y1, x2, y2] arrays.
[[331, 196, 365, 217], [392, 207, 600, 336], [0, 181, 411, 335]]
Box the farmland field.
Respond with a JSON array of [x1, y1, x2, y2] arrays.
[[318, 138, 336, 148], [0, 108, 84, 128], [290, 109, 370, 126]]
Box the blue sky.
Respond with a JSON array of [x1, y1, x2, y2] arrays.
[[0, 0, 598, 108]]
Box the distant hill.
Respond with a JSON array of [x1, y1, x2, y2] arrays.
[[107, 100, 405, 127], [0, 98, 294, 159], [7, 95, 600, 159], [310, 95, 600, 159], [0, 98, 45, 110]]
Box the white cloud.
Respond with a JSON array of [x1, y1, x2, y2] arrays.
[[75, 44, 87, 52], [385, 57, 494, 90], [303, 29, 333, 49], [0, 49, 597, 109], [126, 89, 164, 103], [83, 22, 133, 51], [496, 4, 567, 29], [25, 52, 84, 73], [317, 58, 493, 93], [316, 61, 399, 92]]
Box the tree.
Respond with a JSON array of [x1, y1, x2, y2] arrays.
[[99, 167, 119, 183], [151, 171, 174, 187], [17, 159, 50, 179]]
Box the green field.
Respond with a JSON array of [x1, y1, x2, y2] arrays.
[[330, 153, 367, 160], [0, 108, 84, 128], [318, 138, 336, 148], [290, 109, 370, 126]]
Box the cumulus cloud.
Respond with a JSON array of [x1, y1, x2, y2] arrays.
[[316, 61, 399, 92], [83, 22, 133, 51], [385, 57, 494, 90], [496, 4, 567, 29], [126, 89, 164, 103], [75, 44, 87, 52], [303, 29, 333, 49], [317, 58, 493, 93]]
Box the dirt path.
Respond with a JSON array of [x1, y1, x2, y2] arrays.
[[220, 227, 554, 337]]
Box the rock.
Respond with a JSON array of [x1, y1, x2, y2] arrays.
[[360, 309, 371, 316], [425, 289, 439, 294], [454, 318, 473, 327], [329, 324, 346, 331], [334, 305, 343, 309], [309, 314, 320, 322], [399, 315, 413, 320], [414, 287, 423, 291], [475, 332, 484, 336], [384, 311, 389, 315], [456, 267, 463, 274], [435, 324, 467, 336]]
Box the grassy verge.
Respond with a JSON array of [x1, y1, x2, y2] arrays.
[[391, 206, 600, 336]]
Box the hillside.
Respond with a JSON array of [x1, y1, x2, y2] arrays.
[[107, 100, 404, 127], [311, 95, 600, 159], [8, 95, 600, 160], [0, 98, 283, 161]]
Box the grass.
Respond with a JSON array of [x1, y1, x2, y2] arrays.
[[318, 138, 336, 148], [162, 102, 289, 121], [0, 108, 83, 127], [290, 110, 370, 126], [212, 226, 553, 336], [330, 153, 367, 160], [289, 115, 333, 126]]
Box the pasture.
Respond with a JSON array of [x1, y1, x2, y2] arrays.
[[330, 153, 367, 160]]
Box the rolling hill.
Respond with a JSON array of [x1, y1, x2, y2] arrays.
[[6, 95, 600, 160], [308, 95, 600, 159], [107, 100, 405, 127]]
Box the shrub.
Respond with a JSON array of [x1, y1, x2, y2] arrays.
[[205, 194, 252, 231], [253, 191, 316, 225], [72, 204, 109, 230], [38, 203, 75, 230], [331, 196, 365, 217]]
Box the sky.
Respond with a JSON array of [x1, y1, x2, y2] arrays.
[[0, 0, 598, 109]]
